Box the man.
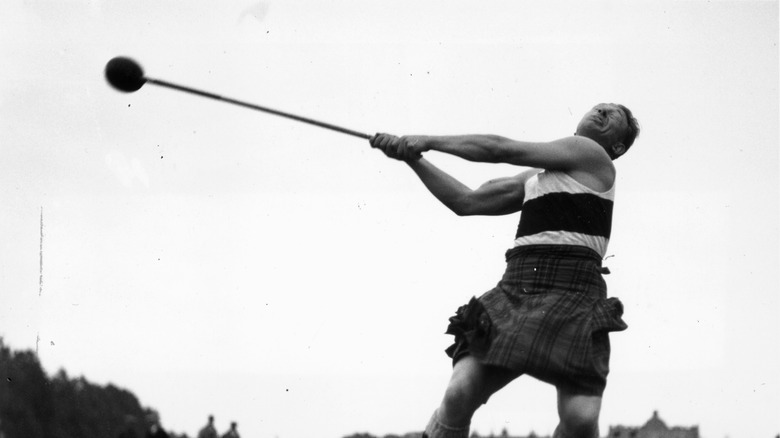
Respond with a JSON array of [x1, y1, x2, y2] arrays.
[[221, 422, 240, 438], [370, 103, 640, 438], [144, 413, 169, 438], [197, 415, 218, 438]]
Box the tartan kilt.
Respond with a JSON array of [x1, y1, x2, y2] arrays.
[[444, 244, 627, 396]]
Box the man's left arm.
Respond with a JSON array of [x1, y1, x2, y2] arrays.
[[406, 158, 540, 216], [369, 133, 539, 216]]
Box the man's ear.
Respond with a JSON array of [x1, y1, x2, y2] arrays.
[[611, 142, 627, 158]]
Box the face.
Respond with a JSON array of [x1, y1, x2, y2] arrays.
[[575, 103, 629, 150]]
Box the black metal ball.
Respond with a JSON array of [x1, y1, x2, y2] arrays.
[[105, 57, 146, 92]]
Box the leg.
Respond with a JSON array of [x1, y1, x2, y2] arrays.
[[553, 388, 602, 438], [425, 356, 518, 438]]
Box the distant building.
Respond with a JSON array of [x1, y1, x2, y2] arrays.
[[607, 411, 699, 438], [469, 428, 550, 438], [403, 411, 697, 438]]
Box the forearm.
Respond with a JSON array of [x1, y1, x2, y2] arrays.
[[421, 135, 517, 163], [406, 158, 473, 215]]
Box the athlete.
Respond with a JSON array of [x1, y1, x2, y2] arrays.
[[370, 103, 640, 438]]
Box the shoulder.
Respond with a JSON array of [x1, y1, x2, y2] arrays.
[[556, 136, 616, 191], [502, 135, 611, 172], [555, 135, 612, 161]]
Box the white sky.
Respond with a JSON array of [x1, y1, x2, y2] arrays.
[[1, 1, 778, 438]]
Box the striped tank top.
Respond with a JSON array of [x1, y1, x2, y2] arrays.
[[513, 170, 615, 258]]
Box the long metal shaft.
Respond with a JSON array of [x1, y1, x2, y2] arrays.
[[146, 77, 373, 140]]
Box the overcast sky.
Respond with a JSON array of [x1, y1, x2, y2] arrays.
[[1, 1, 778, 438]]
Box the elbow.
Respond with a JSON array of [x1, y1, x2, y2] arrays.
[[449, 196, 477, 216], [447, 202, 469, 216]]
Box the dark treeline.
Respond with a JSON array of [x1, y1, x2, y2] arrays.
[[1, 338, 524, 438], [0, 337, 169, 438]]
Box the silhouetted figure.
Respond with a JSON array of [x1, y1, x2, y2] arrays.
[[145, 413, 170, 438], [197, 415, 219, 438], [221, 422, 240, 438]]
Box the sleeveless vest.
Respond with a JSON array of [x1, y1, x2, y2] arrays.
[[514, 170, 614, 258]]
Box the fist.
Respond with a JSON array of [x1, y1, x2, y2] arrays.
[[370, 133, 423, 162]]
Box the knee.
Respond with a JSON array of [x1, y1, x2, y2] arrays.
[[439, 380, 485, 423], [558, 405, 600, 438]]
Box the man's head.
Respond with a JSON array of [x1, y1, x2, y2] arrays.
[[575, 103, 640, 160]]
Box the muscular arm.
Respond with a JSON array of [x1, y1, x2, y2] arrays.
[[414, 134, 609, 173], [406, 158, 540, 216]]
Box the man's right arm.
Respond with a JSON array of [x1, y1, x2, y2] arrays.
[[401, 134, 616, 181]]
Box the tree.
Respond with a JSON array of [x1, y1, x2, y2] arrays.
[[0, 339, 54, 438], [0, 338, 149, 438]]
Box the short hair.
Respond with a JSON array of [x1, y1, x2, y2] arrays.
[[616, 104, 640, 150]]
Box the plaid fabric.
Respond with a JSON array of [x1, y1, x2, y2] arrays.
[[444, 244, 627, 396]]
